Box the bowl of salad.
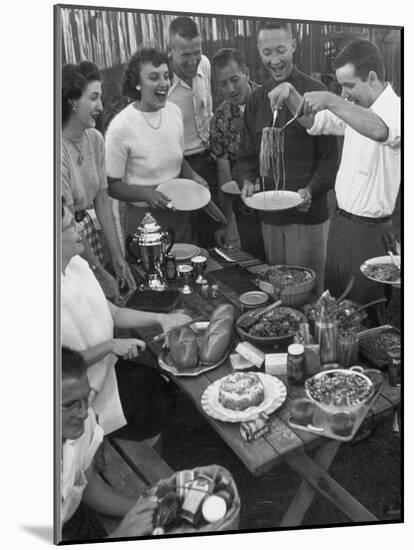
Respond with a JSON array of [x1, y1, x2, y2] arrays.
[[255, 265, 315, 308], [305, 369, 375, 415], [236, 305, 306, 347]]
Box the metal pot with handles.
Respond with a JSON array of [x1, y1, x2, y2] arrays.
[[127, 212, 175, 291]]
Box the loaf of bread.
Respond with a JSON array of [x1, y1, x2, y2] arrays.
[[168, 326, 199, 370], [199, 304, 235, 364]]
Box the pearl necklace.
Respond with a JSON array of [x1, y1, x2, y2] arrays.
[[140, 109, 163, 130]]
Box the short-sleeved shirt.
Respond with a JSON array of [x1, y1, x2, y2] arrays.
[[62, 408, 104, 524], [62, 128, 107, 211], [61, 255, 126, 435], [210, 82, 260, 167], [168, 55, 213, 155], [105, 102, 184, 207], [308, 83, 401, 217]]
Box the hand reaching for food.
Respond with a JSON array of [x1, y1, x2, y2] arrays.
[[112, 338, 146, 359]]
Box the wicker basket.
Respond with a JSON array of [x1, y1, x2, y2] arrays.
[[256, 265, 316, 308], [149, 464, 240, 534]]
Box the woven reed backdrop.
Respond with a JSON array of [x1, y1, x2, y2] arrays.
[[61, 7, 401, 124]]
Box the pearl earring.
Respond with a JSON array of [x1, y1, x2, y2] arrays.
[[136, 85, 141, 92], [71, 103, 77, 113]]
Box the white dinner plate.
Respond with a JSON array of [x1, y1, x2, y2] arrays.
[[201, 372, 287, 423], [157, 179, 211, 211], [221, 180, 241, 195], [360, 255, 401, 286], [244, 190, 303, 212], [170, 243, 200, 262]]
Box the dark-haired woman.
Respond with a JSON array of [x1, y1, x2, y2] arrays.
[[105, 48, 207, 242], [62, 61, 135, 303]]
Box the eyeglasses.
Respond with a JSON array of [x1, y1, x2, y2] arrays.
[[62, 390, 93, 416]]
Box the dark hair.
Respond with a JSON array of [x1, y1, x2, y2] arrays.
[[62, 347, 87, 380], [257, 20, 293, 37], [122, 47, 171, 101], [169, 16, 199, 40], [333, 38, 385, 82], [212, 48, 246, 71], [62, 61, 101, 124]]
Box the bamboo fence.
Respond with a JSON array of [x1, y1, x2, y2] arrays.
[[59, 7, 401, 116]]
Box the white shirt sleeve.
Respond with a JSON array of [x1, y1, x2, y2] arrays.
[[372, 98, 401, 149], [307, 109, 346, 137], [105, 119, 129, 179]]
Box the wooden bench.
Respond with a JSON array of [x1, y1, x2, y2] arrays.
[[97, 437, 174, 533]]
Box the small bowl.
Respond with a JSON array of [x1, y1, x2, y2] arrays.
[[239, 291, 269, 311]]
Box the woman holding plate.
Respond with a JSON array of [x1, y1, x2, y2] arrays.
[[105, 48, 208, 243]]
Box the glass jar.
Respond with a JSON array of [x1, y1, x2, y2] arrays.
[[287, 343, 305, 386], [315, 320, 338, 364]]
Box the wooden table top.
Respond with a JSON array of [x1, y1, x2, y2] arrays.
[[127, 249, 401, 477]]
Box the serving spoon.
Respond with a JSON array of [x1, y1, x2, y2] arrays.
[[388, 250, 401, 270], [238, 299, 282, 330], [346, 297, 387, 319]]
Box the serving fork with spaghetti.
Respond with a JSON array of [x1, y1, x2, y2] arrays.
[[259, 99, 305, 204]]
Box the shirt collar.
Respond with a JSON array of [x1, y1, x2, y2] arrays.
[[170, 63, 204, 92], [371, 82, 395, 111]]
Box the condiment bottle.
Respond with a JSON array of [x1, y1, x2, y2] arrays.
[[287, 343, 305, 386], [164, 253, 177, 281], [387, 346, 401, 387]]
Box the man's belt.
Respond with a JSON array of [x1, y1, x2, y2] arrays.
[[184, 149, 210, 160], [336, 208, 391, 225]]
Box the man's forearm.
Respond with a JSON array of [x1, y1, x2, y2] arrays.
[[326, 95, 388, 141]]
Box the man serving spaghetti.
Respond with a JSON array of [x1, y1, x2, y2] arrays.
[[237, 20, 338, 295], [268, 38, 401, 305]]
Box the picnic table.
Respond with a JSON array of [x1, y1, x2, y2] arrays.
[[123, 247, 400, 527]]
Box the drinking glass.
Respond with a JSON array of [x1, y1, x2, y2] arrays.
[[191, 255, 208, 284], [289, 398, 315, 426], [327, 411, 356, 437], [177, 264, 193, 294], [337, 332, 359, 368]]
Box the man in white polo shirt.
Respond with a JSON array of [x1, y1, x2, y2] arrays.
[[61, 347, 158, 541], [268, 38, 400, 305], [168, 16, 220, 248]]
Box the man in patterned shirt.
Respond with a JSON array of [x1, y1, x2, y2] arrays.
[[210, 48, 265, 258]]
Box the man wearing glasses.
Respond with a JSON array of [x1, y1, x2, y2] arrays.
[[61, 347, 158, 540]]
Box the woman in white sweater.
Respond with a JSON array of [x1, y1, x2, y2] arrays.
[[105, 47, 208, 243]]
